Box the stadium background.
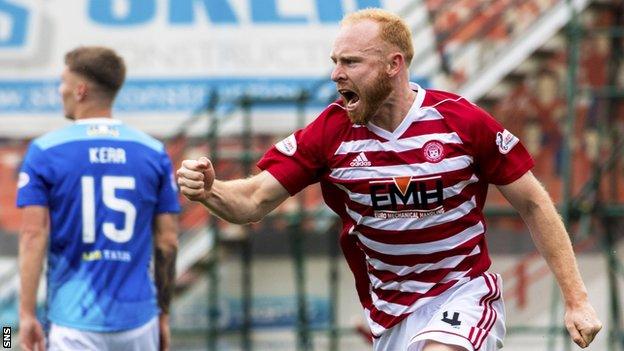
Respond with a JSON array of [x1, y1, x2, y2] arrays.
[[0, 0, 623, 350]]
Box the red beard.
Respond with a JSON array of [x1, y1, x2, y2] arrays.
[[347, 71, 392, 125]]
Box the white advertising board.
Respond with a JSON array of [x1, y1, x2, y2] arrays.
[[0, 0, 426, 137]]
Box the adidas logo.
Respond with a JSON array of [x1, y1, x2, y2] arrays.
[[350, 152, 371, 167]]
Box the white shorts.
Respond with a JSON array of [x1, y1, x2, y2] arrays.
[[373, 273, 505, 351], [48, 316, 159, 351]]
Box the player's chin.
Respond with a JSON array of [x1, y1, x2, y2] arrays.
[[347, 105, 369, 125], [347, 112, 367, 125]]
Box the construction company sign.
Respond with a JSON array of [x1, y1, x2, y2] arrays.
[[0, 0, 408, 137]]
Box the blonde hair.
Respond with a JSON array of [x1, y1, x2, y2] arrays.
[[342, 8, 414, 65]]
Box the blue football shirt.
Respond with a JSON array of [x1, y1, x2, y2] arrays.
[[16, 118, 180, 332]]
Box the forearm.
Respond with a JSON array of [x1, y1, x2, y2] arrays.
[[519, 196, 588, 306], [154, 243, 177, 315], [201, 179, 268, 224], [19, 230, 47, 317], [178, 162, 289, 224]]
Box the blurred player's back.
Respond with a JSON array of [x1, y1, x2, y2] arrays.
[[17, 118, 179, 331]]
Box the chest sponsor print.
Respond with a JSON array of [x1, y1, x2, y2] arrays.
[[369, 175, 445, 219]]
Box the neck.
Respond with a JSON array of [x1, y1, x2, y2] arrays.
[[369, 83, 416, 133], [73, 102, 113, 120]]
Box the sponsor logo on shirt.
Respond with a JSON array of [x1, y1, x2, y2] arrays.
[[17, 172, 29, 188], [349, 152, 371, 167], [275, 133, 297, 156], [423, 140, 445, 163], [82, 249, 132, 262], [495, 129, 519, 154], [87, 125, 119, 137], [369, 175, 445, 219]]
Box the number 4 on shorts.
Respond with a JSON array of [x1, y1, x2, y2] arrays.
[[441, 311, 461, 326]]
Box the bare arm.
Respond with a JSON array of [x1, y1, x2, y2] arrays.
[[153, 213, 178, 314], [18, 206, 48, 351], [497, 171, 601, 348], [177, 157, 290, 224], [153, 213, 178, 351]]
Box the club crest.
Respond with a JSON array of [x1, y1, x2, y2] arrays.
[[423, 140, 445, 163]]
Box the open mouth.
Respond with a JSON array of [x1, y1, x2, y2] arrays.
[[339, 89, 360, 110]]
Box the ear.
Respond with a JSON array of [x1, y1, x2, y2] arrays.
[[386, 52, 404, 77], [74, 82, 88, 102]]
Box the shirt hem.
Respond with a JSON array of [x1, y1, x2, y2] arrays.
[[48, 311, 157, 333]]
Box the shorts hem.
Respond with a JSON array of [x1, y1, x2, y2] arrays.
[[409, 330, 474, 351]]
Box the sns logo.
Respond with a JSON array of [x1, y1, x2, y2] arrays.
[[0, 0, 41, 59]]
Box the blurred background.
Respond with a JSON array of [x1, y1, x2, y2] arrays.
[[0, 0, 623, 350]]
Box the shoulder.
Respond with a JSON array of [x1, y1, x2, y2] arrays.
[[295, 99, 356, 153], [32, 124, 81, 151], [305, 99, 352, 134], [421, 89, 488, 122], [275, 100, 352, 158], [422, 89, 485, 115], [117, 125, 165, 154], [31, 121, 165, 154]]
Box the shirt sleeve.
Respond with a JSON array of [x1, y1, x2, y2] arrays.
[[257, 116, 328, 196], [16, 143, 50, 207], [156, 151, 181, 214], [471, 107, 535, 185]]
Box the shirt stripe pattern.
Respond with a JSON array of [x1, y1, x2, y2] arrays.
[[257, 84, 533, 338], [327, 87, 492, 336]]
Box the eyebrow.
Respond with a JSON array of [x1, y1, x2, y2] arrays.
[[331, 53, 361, 62]]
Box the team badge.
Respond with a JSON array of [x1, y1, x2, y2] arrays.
[[17, 172, 30, 188], [275, 133, 297, 156], [496, 129, 519, 154], [423, 140, 445, 163]]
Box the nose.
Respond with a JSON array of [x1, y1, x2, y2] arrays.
[[331, 64, 345, 82]]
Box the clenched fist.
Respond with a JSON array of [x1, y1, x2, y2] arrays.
[[564, 301, 602, 348], [176, 157, 215, 202]]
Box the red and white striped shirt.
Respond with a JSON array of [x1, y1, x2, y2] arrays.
[[257, 83, 534, 336]]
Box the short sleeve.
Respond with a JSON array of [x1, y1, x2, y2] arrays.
[[156, 152, 181, 214], [16, 143, 50, 207], [257, 117, 328, 196], [471, 108, 534, 185]]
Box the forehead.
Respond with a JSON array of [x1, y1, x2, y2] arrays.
[[332, 20, 382, 57]]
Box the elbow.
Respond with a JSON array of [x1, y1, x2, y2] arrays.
[[517, 191, 556, 219], [155, 232, 179, 254], [231, 196, 270, 224], [230, 214, 263, 225], [247, 211, 267, 224], [522, 198, 542, 215]]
